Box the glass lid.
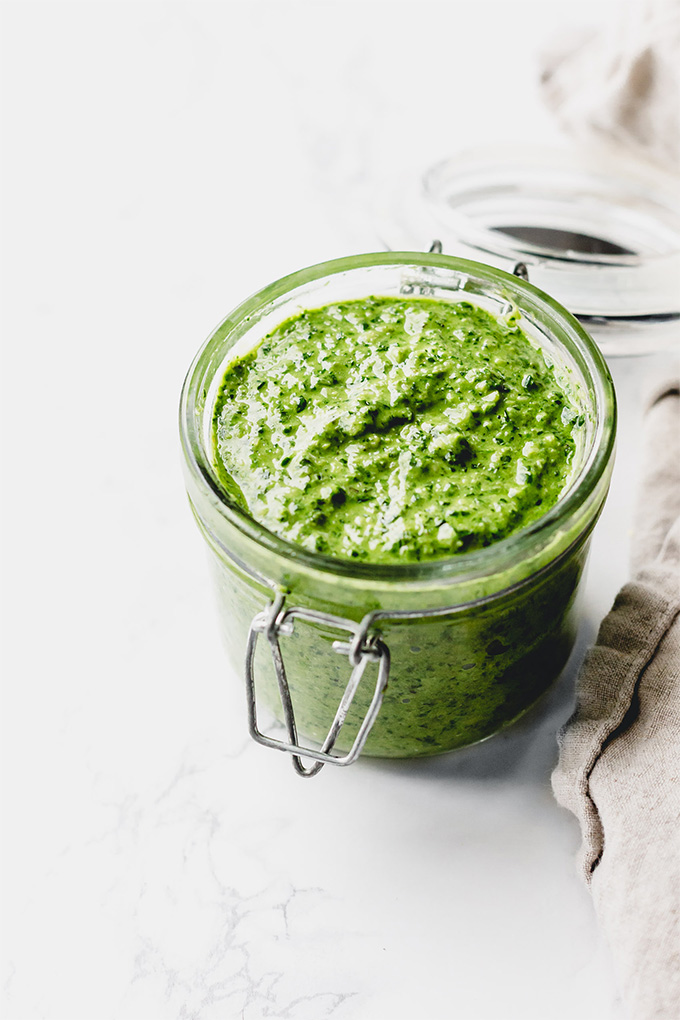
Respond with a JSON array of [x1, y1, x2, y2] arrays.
[[374, 146, 680, 356]]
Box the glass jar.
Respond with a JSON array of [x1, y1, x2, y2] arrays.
[[180, 253, 616, 776], [374, 146, 680, 356]]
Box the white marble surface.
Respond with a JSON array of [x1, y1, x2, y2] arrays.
[[1, 2, 670, 1018]]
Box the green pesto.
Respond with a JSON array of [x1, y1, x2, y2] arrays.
[[208, 538, 586, 757], [212, 297, 582, 564]]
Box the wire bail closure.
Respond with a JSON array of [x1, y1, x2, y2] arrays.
[[245, 594, 391, 777]]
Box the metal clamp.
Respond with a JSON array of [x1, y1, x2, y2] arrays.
[[245, 594, 391, 777]]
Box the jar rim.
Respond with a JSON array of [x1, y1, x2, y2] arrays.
[[374, 145, 680, 355], [180, 251, 616, 587], [422, 146, 680, 268]]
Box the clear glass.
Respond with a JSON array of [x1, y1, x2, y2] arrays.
[[374, 146, 680, 356], [180, 253, 616, 759]]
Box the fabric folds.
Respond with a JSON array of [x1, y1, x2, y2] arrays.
[[552, 377, 680, 1019]]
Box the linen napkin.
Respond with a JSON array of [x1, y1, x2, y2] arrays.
[[552, 376, 680, 1019], [539, 0, 680, 171]]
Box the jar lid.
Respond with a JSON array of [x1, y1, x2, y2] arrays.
[[374, 146, 680, 356]]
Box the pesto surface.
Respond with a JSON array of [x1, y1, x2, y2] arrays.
[[212, 297, 582, 564]]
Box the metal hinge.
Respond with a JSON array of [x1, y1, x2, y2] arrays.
[[245, 594, 391, 777]]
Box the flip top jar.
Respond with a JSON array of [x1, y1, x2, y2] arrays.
[[180, 253, 616, 776], [375, 146, 680, 356]]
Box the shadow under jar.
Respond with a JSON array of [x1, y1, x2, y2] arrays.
[[180, 253, 616, 776]]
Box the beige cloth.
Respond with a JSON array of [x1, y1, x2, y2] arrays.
[[540, 0, 680, 172], [552, 377, 680, 1020]]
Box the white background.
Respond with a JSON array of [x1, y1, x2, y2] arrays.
[[0, 2, 668, 1018]]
